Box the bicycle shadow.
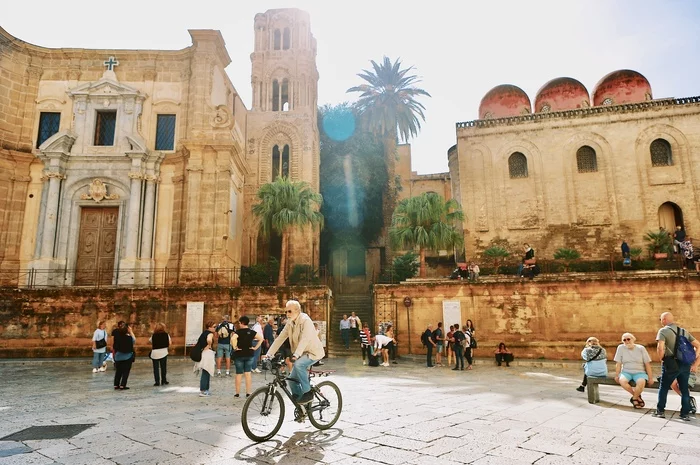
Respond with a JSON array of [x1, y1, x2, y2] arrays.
[[234, 428, 343, 464]]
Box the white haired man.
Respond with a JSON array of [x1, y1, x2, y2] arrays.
[[265, 300, 325, 404]]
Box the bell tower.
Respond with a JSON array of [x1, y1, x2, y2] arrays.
[[243, 9, 320, 270]]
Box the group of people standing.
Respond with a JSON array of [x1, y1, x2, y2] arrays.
[[577, 312, 699, 421], [422, 320, 477, 369]]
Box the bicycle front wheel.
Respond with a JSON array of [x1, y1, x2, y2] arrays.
[[307, 381, 342, 430], [241, 386, 285, 442]]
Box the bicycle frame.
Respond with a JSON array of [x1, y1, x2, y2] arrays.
[[261, 359, 332, 418]]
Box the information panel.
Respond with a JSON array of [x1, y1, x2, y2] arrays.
[[442, 300, 462, 329], [185, 302, 204, 346]]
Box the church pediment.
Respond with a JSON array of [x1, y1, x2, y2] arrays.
[[39, 130, 77, 155], [68, 72, 144, 100]]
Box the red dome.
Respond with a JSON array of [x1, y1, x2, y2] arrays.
[[592, 69, 652, 106], [479, 84, 531, 119], [534, 77, 590, 113]]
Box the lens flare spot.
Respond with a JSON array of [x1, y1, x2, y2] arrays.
[[322, 108, 356, 141]]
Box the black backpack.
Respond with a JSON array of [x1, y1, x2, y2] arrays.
[[467, 330, 478, 349], [190, 343, 202, 362], [421, 330, 429, 346]]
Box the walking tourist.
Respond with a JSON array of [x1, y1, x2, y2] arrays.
[[196, 321, 216, 397], [614, 332, 653, 409], [149, 323, 171, 386], [349, 312, 362, 342], [653, 312, 699, 420], [263, 317, 275, 355], [495, 342, 514, 367], [251, 316, 264, 373], [434, 322, 444, 366], [360, 322, 372, 365], [266, 299, 325, 404], [91, 321, 109, 373], [576, 336, 607, 392], [451, 325, 466, 370], [233, 315, 262, 398], [422, 324, 436, 367], [466, 319, 476, 356], [463, 325, 474, 370], [339, 314, 351, 349], [113, 322, 136, 390], [215, 315, 235, 377]]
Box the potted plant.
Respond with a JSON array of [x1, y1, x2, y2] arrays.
[[644, 231, 672, 259], [630, 247, 643, 261], [553, 247, 581, 272]]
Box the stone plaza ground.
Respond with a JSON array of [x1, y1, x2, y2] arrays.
[[0, 357, 698, 465]]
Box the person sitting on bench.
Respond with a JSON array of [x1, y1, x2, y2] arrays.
[[577, 336, 608, 392], [613, 332, 654, 409]]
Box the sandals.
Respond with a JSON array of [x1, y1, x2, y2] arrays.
[[631, 396, 645, 409]]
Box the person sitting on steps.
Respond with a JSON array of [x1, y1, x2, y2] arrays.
[[495, 342, 514, 367]]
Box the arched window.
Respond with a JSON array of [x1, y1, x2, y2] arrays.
[[272, 80, 280, 111], [650, 138, 673, 166], [508, 152, 528, 178], [576, 145, 598, 173], [281, 79, 289, 111], [272, 144, 290, 181], [273, 29, 281, 50], [283, 28, 290, 50]]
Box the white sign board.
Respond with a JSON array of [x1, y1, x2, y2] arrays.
[[442, 300, 461, 329], [185, 302, 204, 346], [313, 320, 327, 348]]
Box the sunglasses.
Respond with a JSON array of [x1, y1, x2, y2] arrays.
[[286, 310, 294, 315], [623, 338, 632, 342]]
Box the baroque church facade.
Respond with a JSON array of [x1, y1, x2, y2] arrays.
[[0, 8, 319, 287], [449, 70, 700, 259]]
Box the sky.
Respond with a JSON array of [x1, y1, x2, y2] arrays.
[[4, 0, 700, 174]]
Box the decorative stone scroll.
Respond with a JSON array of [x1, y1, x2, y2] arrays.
[[80, 179, 119, 202]]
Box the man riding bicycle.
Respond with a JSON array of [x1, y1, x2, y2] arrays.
[[265, 299, 325, 404]]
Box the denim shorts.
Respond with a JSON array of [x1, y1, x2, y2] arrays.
[[619, 372, 648, 383], [436, 344, 443, 353], [216, 344, 231, 359], [234, 356, 254, 374]]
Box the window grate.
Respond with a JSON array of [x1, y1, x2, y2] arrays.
[[508, 152, 528, 178], [94, 111, 116, 146], [576, 146, 598, 173], [36, 112, 61, 148], [155, 114, 176, 150], [650, 138, 672, 166]]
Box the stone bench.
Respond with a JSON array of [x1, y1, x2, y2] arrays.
[[586, 376, 700, 404]]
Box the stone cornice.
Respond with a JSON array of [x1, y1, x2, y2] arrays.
[[456, 96, 700, 130]]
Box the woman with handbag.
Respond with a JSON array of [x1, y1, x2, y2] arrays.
[[149, 323, 171, 386], [576, 337, 608, 392], [91, 321, 109, 373], [113, 322, 136, 390]]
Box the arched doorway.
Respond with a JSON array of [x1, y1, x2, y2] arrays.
[[658, 202, 684, 231]]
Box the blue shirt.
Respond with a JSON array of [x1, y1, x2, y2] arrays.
[[339, 319, 351, 330]]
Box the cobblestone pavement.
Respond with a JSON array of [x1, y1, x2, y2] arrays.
[[0, 357, 698, 465]]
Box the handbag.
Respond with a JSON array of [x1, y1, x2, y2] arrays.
[[190, 343, 202, 362], [95, 330, 107, 349]]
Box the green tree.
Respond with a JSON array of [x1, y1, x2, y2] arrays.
[[389, 192, 464, 278], [347, 57, 431, 228], [553, 247, 581, 272], [483, 246, 510, 268], [252, 177, 323, 286]]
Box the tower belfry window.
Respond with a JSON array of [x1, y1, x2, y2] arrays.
[[273, 29, 281, 50], [272, 144, 290, 181], [272, 80, 280, 111], [283, 28, 290, 49], [281, 79, 289, 111]]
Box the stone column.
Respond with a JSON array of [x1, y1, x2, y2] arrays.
[[140, 175, 157, 260], [124, 172, 143, 261], [39, 171, 64, 259]]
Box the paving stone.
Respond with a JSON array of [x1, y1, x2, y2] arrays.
[[570, 448, 635, 465], [357, 445, 421, 465], [484, 445, 546, 463], [518, 438, 580, 456]]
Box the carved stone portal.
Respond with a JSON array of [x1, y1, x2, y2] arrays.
[[80, 179, 119, 202]]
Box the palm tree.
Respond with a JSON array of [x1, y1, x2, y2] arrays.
[[389, 192, 464, 278], [347, 57, 431, 235], [252, 177, 324, 286]]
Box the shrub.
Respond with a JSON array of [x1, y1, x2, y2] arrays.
[[379, 252, 419, 283], [553, 248, 581, 272], [287, 265, 320, 285], [240, 257, 279, 286]]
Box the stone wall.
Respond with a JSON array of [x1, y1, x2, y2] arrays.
[[0, 286, 330, 358], [374, 275, 700, 360]]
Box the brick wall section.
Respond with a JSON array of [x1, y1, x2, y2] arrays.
[[374, 275, 700, 360], [0, 286, 329, 357]]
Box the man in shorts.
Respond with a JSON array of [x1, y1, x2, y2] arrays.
[[434, 322, 444, 367], [215, 315, 235, 376]]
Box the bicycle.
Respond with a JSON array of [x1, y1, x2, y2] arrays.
[[241, 355, 343, 442]]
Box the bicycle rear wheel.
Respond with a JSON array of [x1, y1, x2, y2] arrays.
[[241, 386, 285, 442], [307, 381, 342, 430]]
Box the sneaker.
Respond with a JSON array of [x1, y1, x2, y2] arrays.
[[199, 391, 210, 397], [253, 368, 262, 373], [651, 410, 665, 418], [98, 366, 106, 372], [226, 371, 231, 377], [382, 362, 390, 367], [298, 390, 315, 404], [679, 415, 691, 422], [452, 367, 459, 371], [215, 370, 221, 377], [362, 361, 366, 366], [691, 396, 697, 414], [92, 368, 98, 373], [576, 386, 585, 392]]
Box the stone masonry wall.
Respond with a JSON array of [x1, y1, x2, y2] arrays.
[[0, 286, 329, 358], [374, 275, 700, 360]]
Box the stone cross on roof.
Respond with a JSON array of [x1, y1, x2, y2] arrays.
[[103, 56, 119, 71]]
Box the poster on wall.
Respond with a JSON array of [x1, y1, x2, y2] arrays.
[[313, 320, 327, 347], [442, 300, 461, 329], [186, 302, 204, 346]]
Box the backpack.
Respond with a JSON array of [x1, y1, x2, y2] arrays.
[[454, 331, 467, 348], [190, 343, 202, 362], [217, 323, 230, 339], [421, 331, 429, 347], [671, 327, 697, 365], [466, 330, 477, 348]]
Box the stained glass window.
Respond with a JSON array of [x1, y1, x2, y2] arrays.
[[650, 139, 673, 166], [36, 112, 60, 148], [94, 111, 116, 146], [576, 146, 598, 173], [508, 152, 528, 178], [155, 114, 176, 150]]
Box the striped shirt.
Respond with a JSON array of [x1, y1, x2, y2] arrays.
[[360, 328, 371, 347]]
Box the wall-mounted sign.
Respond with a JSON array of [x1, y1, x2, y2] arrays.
[[403, 296, 412, 308]]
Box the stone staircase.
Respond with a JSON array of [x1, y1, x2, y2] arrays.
[[327, 294, 373, 358]]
